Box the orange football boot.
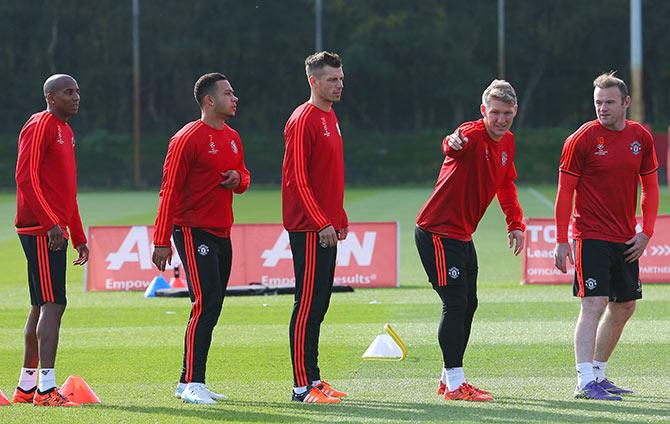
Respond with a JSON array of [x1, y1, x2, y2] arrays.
[[33, 388, 79, 407], [443, 383, 493, 401], [12, 386, 36, 403], [292, 386, 341, 404], [317, 381, 348, 398]]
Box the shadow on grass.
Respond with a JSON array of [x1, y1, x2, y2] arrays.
[[97, 396, 668, 423]]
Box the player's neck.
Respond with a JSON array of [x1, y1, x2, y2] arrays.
[[46, 107, 71, 122], [308, 95, 332, 112], [200, 112, 227, 130], [600, 119, 626, 131]]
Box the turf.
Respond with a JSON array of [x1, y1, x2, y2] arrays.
[[0, 186, 669, 423]]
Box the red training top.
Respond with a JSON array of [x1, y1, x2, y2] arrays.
[[282, 102, 348, 232], [557, 120, 658, 243], [416, 119, 525, 241], [15, 111, 86, 247], [153, 120, 250, 247]]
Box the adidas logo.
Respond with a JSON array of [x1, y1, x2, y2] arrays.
[[41, 370, 50, 375], [26, 370, 36, 375]]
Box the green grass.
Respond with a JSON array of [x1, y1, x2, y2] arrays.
[[0, 186, 669, 423]]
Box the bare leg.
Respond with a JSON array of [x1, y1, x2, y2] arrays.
[[23, 306, 40, 368], [574, 297, 608, 363], [36, 303, 66, 368], [594, 300, 636, 362]]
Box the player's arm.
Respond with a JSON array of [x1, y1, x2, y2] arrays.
[[69, 202, 89, 265], [442, 127, 472, 158], [233, 138, 251, 193], [338, 209, 348, 240], [289, 119, 337, 247], [496, 165, 525, 256], [152, 136, 191, 271], [622, 172, 659, 262], [553, 172, 578, 272], [15, 122, 60, 236]]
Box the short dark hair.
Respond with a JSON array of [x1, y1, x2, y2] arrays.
[[305, 51, 342, 77], [194, 72, 227, 106], [593, 71, 628, 99]]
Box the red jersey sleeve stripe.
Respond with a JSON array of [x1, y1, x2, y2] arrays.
[[293, 107, 330, 228], [560, 169, 581, 177], [154, 122, 201, 245], [29, 114, 60, 225], [640, 167, 658, 176]]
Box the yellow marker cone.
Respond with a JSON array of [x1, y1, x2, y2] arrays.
[[362, 323, 408, 361]]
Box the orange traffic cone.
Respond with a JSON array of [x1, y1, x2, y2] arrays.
[[59, 376, 101, 404], [0, 388, 11, 405], [170, 265, 187, 289]]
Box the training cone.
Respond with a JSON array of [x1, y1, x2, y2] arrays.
[[59, 375, 101, 404], [169, 266, 187, 289], [144, 274, 171, 298], [0, 388, 10, 405], [362, 323, 408, 361]]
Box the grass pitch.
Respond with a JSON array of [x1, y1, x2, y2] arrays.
[[0, 186, 668, 423]]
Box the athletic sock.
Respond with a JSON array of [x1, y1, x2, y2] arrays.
[[440, 368, 447, 384], [38, 368, 56, 393], [311, 380, 321, 387], [593, 360, 608, 382], [18, 368, 38, 391], [293, 386, 308, 395], [446, 367, 465, 392], [576, 362, 595, 390]]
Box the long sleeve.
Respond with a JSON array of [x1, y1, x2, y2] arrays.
[[153, 136, 192, 247], [554, 172, 579, 243], [68, 201, 87, 247], [15, 119, 59, 230], [496, 175, 525, 233], [640, 172, 659, 238], [290, 119, 331, 231], [233, 141, 250, 194]]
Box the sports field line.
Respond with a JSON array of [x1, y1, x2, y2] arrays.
[[527, 187, 554, 210]]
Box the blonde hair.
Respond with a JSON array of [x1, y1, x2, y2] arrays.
[[482, 79, 517, 107], [593, 71, 628, 99]]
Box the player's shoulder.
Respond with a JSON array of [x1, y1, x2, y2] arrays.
[[223, 123, 241, 140], [625, 120, 653, 140], [172, 120, 205, 143], [19, 111, 56, 137], [458, 119, 485, 138], [565, 120, 599, 145]]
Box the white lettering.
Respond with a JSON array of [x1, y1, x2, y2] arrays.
[[336, 232, 376, 266], [106, 226, 180, 270]]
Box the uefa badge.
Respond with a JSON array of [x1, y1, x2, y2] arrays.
[[501, 151, 508, 166], [230, 139, 238, 154], [197, 244, 209, 256], [630, 141, 641, 155], [448, 267, 460, 279]]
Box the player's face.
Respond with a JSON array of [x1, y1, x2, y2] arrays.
[[481, 99, 517, 140], [313, 66, 344, 103], [49, 79, 80, 119], [211, 80, 238, 118], [594, 86, 630, 130]]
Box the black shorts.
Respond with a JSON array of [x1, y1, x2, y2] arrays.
[[19, 234, 68, 306], [415, 227, 477, 288], [573, 239, 642, 302]]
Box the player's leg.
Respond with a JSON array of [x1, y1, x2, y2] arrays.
[[288, 232, 340, 403], [593, 243, 641, 395], [572, 239, 621, 400], [173, 227, 222, 404], [307, 242, 345, 397], [21, 235, 77, 406], [462, 241, 478, 356], [14, 246, 40, 403], [415, 227, 491, 401]]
